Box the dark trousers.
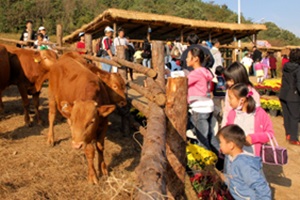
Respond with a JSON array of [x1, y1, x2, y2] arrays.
[[271, 69, 277, 78], [280, 100, 300, 141]]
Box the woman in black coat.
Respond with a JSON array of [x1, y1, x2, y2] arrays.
[[279, 49, 300, 145]]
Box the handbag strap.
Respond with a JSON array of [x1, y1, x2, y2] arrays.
[[265, 133, 278, 164]]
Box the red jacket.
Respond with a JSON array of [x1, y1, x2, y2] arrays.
[[269, 56, 277, 69]]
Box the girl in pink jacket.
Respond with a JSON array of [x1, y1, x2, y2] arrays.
[[226, 83, 274, 156]]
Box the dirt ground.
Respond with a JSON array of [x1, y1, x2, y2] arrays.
[[0, 75, 299, 200]]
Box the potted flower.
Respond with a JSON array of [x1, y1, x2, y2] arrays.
[[267, 99, 282, 116], [186, 143, 233, 199]]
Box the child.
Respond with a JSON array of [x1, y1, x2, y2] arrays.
[[261, 53, 270, 79], [222, 62, 261, 126], [226, 83, 274, 156], [34, 33, 49, 50], [254, 59, 264, 83], [187, 47, 217, 152], [133, 46, 143, 64], [217, 125, 271, 200]]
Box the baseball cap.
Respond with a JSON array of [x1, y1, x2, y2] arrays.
[[78, 32, 85, 37], [38, 26, 46, 31], [104, 26, 114, 33]]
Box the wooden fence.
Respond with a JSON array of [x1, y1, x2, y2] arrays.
[[0, 25, 188, 199]]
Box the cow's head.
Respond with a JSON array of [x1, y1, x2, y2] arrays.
[[33, 50, 58, 71], [60, 100, 115, 150], [96, 71, 127, 107]]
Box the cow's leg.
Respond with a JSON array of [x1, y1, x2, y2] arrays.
[[96, 122, 108, 176], [17, 84, 31, 126], [32, 92, 42, 125], [84, 143, 98, 184], [47, 98, 56, 146]]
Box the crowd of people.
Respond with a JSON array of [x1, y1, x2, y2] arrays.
[[16, 20, 300, 198]]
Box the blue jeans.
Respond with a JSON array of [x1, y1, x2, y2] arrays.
[[189, 112, 214, 150], [143, 58, 151, 68], [101, 55, 112, 72]]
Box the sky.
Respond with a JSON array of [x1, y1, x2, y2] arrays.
[[203, 0, 300, 37]]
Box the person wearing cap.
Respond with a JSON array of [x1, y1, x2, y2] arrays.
[[76, 32, 86, 55], [38, 26, 49, 42], [100, 26, 114, 72], [17, 20, 36, 48]]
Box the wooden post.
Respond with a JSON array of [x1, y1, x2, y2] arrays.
[[151, 41, 166, 92], [113, 23, 117, 39], [56, 24, 63, 47], [85, 33, 92, 55], [27, 22, 33, 47], [165, 77, 188, 199], [253, 33, 257, 46], [135, 101, 167, 200], [116, 46, 127, 82], [116, 45, 130, 136]]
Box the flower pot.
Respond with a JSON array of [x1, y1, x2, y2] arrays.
[[269, 109, 279, 117]]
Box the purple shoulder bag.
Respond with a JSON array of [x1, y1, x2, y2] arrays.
[[261, 133, 288, 165]]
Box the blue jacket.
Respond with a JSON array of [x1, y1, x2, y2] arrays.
[[225, 153, 271, 200]]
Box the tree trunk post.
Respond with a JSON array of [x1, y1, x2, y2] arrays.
[[151, 41, 166, 93], [56, 24, 63, 54], [135, 101, 167, 200], [85, 33, 92, 55], [56, 24, 63, 47], [113, 22, 117, 39], [180, 29, 184, 43], [116, 45, 130, 136], [165, 77, 188, 199], [27, 22, 33, 47]]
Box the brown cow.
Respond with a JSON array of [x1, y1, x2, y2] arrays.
[[0, 45, 10, 112], [45, 55, 115, 184], [60, 52, 127, 107], [3, 44, 57, 125]]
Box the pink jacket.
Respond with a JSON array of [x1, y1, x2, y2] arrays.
[[187, 67, 213, 103], [226, 107, 274, 156], [222, 86, 261, 126]]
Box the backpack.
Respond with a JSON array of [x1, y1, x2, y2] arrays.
[[213, 76, 226, 97], [96, 37, 109, 57]]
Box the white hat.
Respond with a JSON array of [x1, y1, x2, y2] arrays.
[[104, 26, 114, 33], [38, 26, 46, 31], [78, 32, 85, 37]]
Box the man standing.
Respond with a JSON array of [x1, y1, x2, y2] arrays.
[[100, 26, 114, 72], [76, 32, 86, 55], [113, 27, 128, 72], [269, 52, 277, 78], [38, 26, 49, 42], [17, 20, 36, 48], [210, 38, 222, 77]]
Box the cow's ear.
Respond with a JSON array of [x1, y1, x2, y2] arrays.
[[97, 105, 116, 117], [60, 101, 73, 117]]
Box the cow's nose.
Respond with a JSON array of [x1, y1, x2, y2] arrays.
[[72, 141, 84, 149]]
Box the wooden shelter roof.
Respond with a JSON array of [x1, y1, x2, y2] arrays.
[[63, 8, 267, 44]]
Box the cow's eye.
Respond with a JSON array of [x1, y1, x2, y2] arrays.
[[112, 84, 118, 90], [88, 118, 95, 126]]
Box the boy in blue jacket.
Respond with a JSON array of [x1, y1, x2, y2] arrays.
[[217, 125, 271, 200]]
